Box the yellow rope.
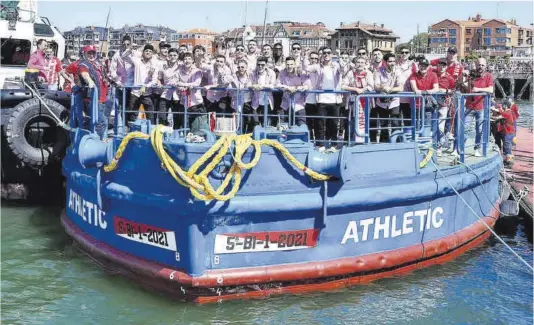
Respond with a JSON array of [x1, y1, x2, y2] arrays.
[[419, 147, 434, 168], [103, 125, 331, 201]]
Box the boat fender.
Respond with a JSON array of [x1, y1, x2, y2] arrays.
[[307, 146, 348, 182], [5, 98, 68, 168], [500, 200, 519, 217], [78, 134, 113, 169]]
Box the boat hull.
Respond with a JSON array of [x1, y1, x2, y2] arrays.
[[62, 205, 499, 303], [61, 134, 503, 302]]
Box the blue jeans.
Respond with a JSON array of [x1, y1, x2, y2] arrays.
[[464, 109, 483, 149]]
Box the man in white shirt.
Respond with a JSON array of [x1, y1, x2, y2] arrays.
[[123, 44, 159, 123], [305, 46, 343, 150], [373, 53, 403, 143]]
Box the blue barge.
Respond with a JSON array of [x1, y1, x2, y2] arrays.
[[61, 87, 503, 303]]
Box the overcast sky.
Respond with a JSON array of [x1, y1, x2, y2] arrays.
[[39, 1, 534, 42]]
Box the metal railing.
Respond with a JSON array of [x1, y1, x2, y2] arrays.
[[72, 86, 492, 163]]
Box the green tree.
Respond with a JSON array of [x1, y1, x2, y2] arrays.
[[410, 33, 429, 53]]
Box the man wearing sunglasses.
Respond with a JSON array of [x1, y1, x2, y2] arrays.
[[303, 51, 321, 137], [291, 42, 304, 69], [230, 59, 256, 132], [459, 57, 493, 157], [277, 56, 311, 126], [304, 46, 343, 151], [250, 56, 277, 126], [430, 47, 463, 84], [228, 45, 250, 74], [397, 46, 417, 128]]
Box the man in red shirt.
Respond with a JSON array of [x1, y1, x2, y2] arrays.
[[27, 39, 48, 81], [494, 104, 516, 166], [435, 58, 456, 154], [430, 46, 463, 84], [409, 58, 439, 138], [461, 58, 494, 157], [76, 45, 110, 139]]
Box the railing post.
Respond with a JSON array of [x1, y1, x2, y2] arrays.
[[263, 91, 268, 129], [411, 96, 418, 142], [459, 94, 465, 163], [183, 91, 188, 130], [69, 90, 76, 129], [364, 97, 370, 144], [91, 88, 98, 134], [294, 93, 297, 126], [113, 87, 118, 137], [432, 98, 438, 152], [236, 88, 243, 134], [121, 87, 126, 132], [482, 94, 490, 156]]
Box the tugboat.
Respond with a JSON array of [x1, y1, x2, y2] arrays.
[[1, 0, 69, 202], [61, 87, 506, 303]]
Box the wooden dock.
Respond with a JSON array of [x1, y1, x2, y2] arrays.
[[508, 127, 533, 217]]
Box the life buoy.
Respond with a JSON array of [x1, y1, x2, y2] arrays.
[[5, 98, 69, 168]]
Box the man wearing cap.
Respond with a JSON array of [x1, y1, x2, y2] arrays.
[[435, 58, 456, 154], [122, 44, 159, 123], [152, 41, 171, 113], [72, 45, 109, 139], [430, 47, 463, 85], [410, 58, 439, 139]]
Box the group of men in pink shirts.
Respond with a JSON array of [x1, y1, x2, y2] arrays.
[[27, 37, 495, 153]]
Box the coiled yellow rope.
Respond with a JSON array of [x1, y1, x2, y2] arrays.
[[104, 125, 330, 201]]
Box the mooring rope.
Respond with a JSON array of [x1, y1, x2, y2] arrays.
[[429, 159, 533, 273]]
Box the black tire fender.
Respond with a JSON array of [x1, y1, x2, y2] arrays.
[[5, 98, 69, 168]]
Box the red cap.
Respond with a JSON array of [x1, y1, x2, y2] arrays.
[[83, 45, 97, 53]]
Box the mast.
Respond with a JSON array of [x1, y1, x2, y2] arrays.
[[244, 0, 248, 26], [103, 7, 111, 55], [261, 1, 269, 46]]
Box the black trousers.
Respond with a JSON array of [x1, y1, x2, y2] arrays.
[[315, 103, 341, 147], [127, 94, 155, 123], [173, 103, 206, 131], [158, 98, 180, 126], [256, 105, 286, 127], [207, 96, 232, 114], [305, 103, 317, 140], [370, 105, 401, 143], [241, 101, 257, 133], [400, 102, 412, 127]]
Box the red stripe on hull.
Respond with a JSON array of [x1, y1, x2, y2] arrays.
[[61, 203, 500, 303]]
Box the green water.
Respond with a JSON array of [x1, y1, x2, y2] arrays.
[[1, 101, 533, 325], [1, 204, 533, 324]]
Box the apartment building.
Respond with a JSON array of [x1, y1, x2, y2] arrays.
[[66, 24, 176, 57], [428, 14, 533, 58], [64, 26, 108, 57], [330, 21, 399, 54], [170, 28, 219, 53], [223, 21, 332, 55]]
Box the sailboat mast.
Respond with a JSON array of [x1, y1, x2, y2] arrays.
[[103, 7, 111, 55], [261, 1, 268, 46]]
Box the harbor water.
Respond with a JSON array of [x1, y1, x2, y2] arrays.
[[1, 102, 533, 325]]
